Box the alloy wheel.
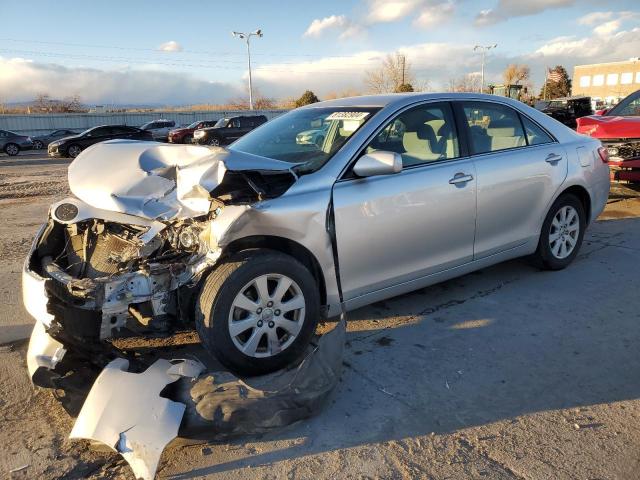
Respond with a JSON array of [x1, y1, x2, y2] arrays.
[[228, 273, 306, 358], [549, 205, 580, 259], [209, 138, 220, 146], [68, 145, 82, 158], [5, 144, 19, 156]]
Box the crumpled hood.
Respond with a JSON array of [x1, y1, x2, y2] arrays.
[[67, 140, 297, 221], [577, 115, 640, 139]]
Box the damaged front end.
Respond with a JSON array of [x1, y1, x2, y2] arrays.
[[24, 141, 297, 383]]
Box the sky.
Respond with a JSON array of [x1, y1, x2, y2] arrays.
[[0, 0, 639, 105]]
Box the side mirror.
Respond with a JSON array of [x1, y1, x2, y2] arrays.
[[595, 109, 608, 116], [353, 151, 402, 177]]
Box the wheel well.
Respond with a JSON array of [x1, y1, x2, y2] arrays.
[[222, 235, 327, 307], [559, 185, 591, 224]]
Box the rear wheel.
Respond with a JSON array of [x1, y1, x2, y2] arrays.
[[4, 143, 19, 156], [33, 140, 44, 150], [532, 194, 585, 270], [195, 250, 320, 375], [67, 144, 82, 158]]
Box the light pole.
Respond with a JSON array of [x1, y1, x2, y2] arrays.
[[473, 44, 497, 93], [232, 29, 263, 110]]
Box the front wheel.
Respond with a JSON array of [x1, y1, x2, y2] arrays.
[[67, 144, 82, 158], [532, 194, 586, 270], [183, 134, 193, 144], [208, 137, 221, 147], [195, 250, 320, 375], [33, 140, 44, 150], [4, 143, 19, 156]]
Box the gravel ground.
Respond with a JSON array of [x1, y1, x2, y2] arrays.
[[1, 155, 639, 479]]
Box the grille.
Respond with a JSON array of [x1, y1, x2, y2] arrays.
[[604, 140, 640, 161]]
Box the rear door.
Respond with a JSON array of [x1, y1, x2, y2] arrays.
[[456, 101, 567, 258], [332, 101, 477, 301]]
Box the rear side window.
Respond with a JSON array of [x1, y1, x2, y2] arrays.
[[521, 116, 554, 145], [461, 102, 526, 154]]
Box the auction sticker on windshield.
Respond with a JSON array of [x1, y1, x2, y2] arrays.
[[326, 112, 370, 121]]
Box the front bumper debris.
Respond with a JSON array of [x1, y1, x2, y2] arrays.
[[70, 358, 204, 480], [26, 320, 66, 381]]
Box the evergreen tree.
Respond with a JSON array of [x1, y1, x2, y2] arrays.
[[539, 65, 572, 99], [295, 90, 320, 107]]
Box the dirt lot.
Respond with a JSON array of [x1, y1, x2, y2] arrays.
[[1, 154, 640, 479]]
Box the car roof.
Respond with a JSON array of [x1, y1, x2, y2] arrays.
[[301, 92, 533, 110]]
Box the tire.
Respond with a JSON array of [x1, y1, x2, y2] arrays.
[[33, 140, 44, 150], [195, 250, 320, 376], [67, 144, 82, 158], [183, 135, 193, 144], [4, 143, 19, 156], [208, 137, 221, 147], [532, 193, 586, 270]]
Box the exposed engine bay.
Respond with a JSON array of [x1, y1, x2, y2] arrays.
[[24, 141, 299, 372]]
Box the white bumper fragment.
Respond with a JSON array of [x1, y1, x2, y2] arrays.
[[70, 358, 204, 480], [26, 321, 66, 380]]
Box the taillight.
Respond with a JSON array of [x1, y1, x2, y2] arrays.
[[597, 146, 609, 163]]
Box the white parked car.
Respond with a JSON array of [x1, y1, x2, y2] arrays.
[[140, 119, 176, 141]]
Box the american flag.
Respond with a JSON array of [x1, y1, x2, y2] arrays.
[[547, 68, 563, 82]]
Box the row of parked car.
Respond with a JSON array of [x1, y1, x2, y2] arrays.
[[0, 114, 269, 157]]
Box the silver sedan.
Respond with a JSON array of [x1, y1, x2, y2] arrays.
[[24, 93, 610, 378]]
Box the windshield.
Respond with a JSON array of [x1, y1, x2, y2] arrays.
[[186, 121, 200, 129], [214, 118, 229, 128], [230, 107, 379, 172], [607, 91, 640, 117]]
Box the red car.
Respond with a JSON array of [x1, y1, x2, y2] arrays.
[[577, 90, 640, 182], [167, 120, 218, 144]]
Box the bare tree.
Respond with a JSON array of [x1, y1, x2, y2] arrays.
[[447, 74, 481, 93], [33, 93, 51, 112], [365, 53, 415, 93], [502, 64, 530, 86]]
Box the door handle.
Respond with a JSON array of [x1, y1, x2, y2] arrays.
[[545, 153, 563, 164], [449, 173, 474, 185]]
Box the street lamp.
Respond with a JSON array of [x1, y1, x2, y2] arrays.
[[232, 29, 263, 110], [473, 44, 497, 94]]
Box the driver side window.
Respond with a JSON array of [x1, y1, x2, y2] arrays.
[[367, 103, 460, 168]]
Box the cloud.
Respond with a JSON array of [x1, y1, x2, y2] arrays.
[[366, 0, 424, 23], [532, 26, 640, 61], [475, 0, 574, 26], [0, 57, 240, 105], [577, 11, 614, 26], [303, 15, 365, 39], [157, 40, 183, 52], [413, 1, 455, 27], [252, 41, 479, 97]]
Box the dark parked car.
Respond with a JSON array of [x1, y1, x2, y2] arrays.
[[192, 115, 268, 146], [31, 129, 79, 150], [535, 96, 593, 129], [48, 125, 153, 158], [0, 129, 33, 156], [168, 120, 218, 144]]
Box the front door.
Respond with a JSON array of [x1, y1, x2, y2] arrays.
[[332, 102, 477, 301]]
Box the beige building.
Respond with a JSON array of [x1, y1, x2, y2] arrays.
[[573, 58, 640, 105]]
